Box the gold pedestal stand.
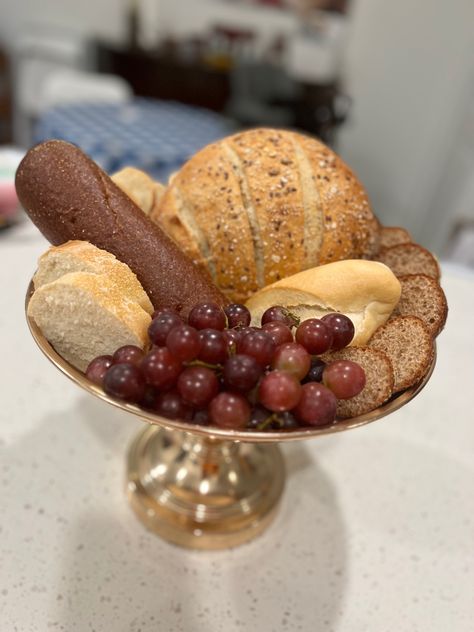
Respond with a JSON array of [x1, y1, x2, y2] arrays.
[[126, 426, 284, 549]]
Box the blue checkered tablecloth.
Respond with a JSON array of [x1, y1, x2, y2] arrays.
[[34, 98, 234, 182]]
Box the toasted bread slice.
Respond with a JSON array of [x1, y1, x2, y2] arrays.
[[111, 166, 165, 217], [33, 240, 153, 315], [376, 243, 440, 280], [28, 272, 151, 371], [393, 274, 447, 337], [368, 316, 433, 392], [322, 347, 394, 418], [380, 226, 412, 249]]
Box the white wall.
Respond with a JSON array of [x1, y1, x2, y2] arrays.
[[0, 0, 125, 46], [338, 0, 474, 252]]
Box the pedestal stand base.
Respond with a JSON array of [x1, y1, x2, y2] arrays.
[[126, 425, 285, 550]]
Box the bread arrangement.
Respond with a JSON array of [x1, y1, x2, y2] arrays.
[[20, 130, 447, 431]]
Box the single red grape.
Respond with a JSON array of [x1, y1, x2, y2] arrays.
[[103, 363, 146, 403], [223, 354, 262, 391], [262, 321, 293, 347], [188, 303, 226, 330], [148, 311, 183, 346], [208, 392, 251, 429], [303, 358, 326, 383], [141, 347, 182, 390], [293, 383, 337, 427], [166, 324, 201, 362], [222, 328, 242, 354], [85, 355, 113, 385], [177, 366, 219, 408], [272, 342, 311, 380], [237, 330, 275, 367], [261, 305, 299, 328], [258, 370, 302, 412], [295, 318, 333, 354], [192, 409, 211, 426], [198, 329, 228, 364], [112, 345, 145, 366], [321, 313, 355, 350], [153, 390, 193, 420], [224, 303, 251, 328], [323, 360, 366, 399]]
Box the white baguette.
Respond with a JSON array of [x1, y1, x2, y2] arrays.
[[33, 240, 154, 315], [245, 260, 401, 346], [28, 271, 151, 371]]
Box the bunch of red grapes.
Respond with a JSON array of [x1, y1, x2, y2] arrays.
[[86, 302, 366, 431]]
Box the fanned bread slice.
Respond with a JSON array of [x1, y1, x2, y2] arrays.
[[33, 240, 153, 315], [376, 243, 440, 280], [28, 272, 151, 372], [368, 316, 433, 392], [322, 347, 394, 418], [393, 274, 448, 337], [380, 226, 412, 249], [111, 166, 165, 216]]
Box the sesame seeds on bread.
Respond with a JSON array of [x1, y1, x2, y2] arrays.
[[152, 128, 380, 303], [368, 316, 434, 392], [376, 243, 440, 280], [322, 347, 394, 418], [393, 274, 448, 337]]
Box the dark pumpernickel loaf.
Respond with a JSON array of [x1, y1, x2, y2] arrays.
[[15, 141, 228, 318], [376, 243, 440, 280], [393, 274, 448, 337], [322, 347, 394, 418], [368, 316, 433, 392]]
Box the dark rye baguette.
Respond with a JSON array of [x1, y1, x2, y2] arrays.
[[15, 140, 228, 318]]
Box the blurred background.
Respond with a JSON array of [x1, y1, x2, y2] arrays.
[[0, 0, 473, 264]]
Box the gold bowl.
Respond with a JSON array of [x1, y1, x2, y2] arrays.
[[25, 282, 435, 549]]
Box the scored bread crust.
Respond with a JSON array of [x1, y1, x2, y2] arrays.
[[376, 243, 440, 280], [393, 274, 448, 337], [28, 272, 151, 371], [245, 260, 401, 346], [296, 134, 380, 264], [368, 315, 433, 392], [322, 347, 394, 418], [33, 240, 154, 315], [152, 128, 380, 302]]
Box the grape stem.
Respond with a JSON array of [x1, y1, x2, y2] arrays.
[[256, 413, 283, 431]]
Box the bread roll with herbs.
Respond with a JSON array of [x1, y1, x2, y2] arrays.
[[152, 128, 380, 303]]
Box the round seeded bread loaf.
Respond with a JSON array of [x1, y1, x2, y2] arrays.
[[151, 128, 380, 302]]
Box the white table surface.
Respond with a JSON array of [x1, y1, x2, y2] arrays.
[[1, 219, 474, 632]]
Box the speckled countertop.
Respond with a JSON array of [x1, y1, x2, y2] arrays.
[[1, 220, 473, 632]]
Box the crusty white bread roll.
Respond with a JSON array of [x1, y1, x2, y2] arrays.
[[28, 272, 151, 371], [152, 128, 380, 302], [33, 240, 154, 315], [245, 260, 401, 346], [111, 167, 165, 217]]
